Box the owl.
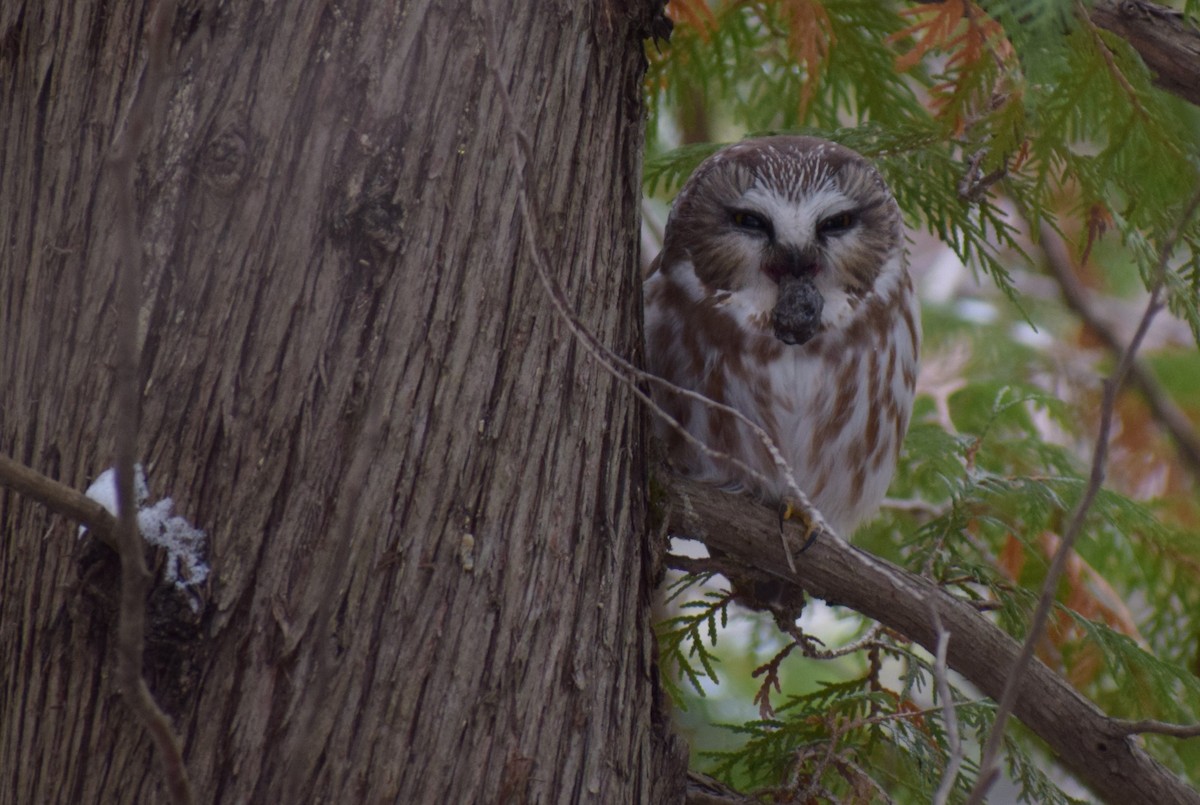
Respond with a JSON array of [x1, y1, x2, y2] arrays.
[[644, 136, 920, 539]]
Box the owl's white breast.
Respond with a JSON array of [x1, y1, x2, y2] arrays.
[[644, 257, 919, 539]]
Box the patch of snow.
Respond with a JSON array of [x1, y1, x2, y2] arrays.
[[80, 465, 209, 598], [80, 465, 149, 519]]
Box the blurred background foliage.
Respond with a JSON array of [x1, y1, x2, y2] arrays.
[[644, 0, 1200, 800]]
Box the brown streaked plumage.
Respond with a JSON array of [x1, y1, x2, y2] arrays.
[[644, 136, 920, 538]]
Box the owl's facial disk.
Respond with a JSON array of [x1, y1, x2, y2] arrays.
[[729, 193, 855, 345], [660, 136, 902, 343]]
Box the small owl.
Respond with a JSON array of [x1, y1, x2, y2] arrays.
[[644, 136, 920, 538]]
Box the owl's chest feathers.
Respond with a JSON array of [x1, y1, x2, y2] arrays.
[[705, 273, 915, 427], [645, 259, 918, 535], [692, 276, 917, 533]]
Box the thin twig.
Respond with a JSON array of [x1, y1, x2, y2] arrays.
[[931, 606, 963, 805], [794, 715, 845, 803], [479, 10, 835, 574], [957, 148, 1007, 203], [868, 700, 987, 726], [969, 283, 1164, 802], [882, 496, 947, 517], [776, 617, 886, 662], [830, 757, 897, 805], [789, 700, 987, 800], [967, 190, 1200, 801], [1109, 719, 1200, 739], [1038, 219, 1200, 482], [107, 1, 194, 802], [0, 452, 118, 548], [665, 553, 728, 576]]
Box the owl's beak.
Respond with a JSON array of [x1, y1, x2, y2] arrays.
[[771, 274, 823, 345]]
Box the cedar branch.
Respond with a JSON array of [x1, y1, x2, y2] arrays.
[[660, 470, 1200, 803], [968, 276, 1165, 803]]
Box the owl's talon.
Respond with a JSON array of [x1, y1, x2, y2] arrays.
[[781, 499, 798, 522], [798, 523, 819, 553], [779, 498, 819, 553]]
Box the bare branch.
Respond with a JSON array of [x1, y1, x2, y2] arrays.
[[968, 283, 1164, 803], [661, 470, 1200, 803], [685, 770, 758, 804], [665, 553, 727, 577], [106, 0, 193, 802], [969, 187, 1200, 803], [1110, 719, 1200, 739], [776, 617, 885, 663], [0, 452, 118, 549], [931, 607, 964, 805]]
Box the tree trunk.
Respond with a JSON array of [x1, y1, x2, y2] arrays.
[[0, 1, 684, 801]]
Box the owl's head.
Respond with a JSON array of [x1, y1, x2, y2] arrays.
[[658, 136, 904, 345]]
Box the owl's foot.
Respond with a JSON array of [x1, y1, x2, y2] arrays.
[[779, 498, 820, 553]]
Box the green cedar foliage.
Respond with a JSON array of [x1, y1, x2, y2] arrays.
[[647, 1, 1200, 800]]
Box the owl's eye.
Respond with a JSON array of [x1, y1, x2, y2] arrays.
[[731, 209, 770, 233], [818, 212, 856, 235]]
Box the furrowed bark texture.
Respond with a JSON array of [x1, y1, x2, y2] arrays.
[[0, 1, 685, 801]]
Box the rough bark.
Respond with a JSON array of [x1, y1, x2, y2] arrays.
[[662, 471, 1200, 804], [0, 0, 685, 802], [1090, 0, 1200, 108]]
